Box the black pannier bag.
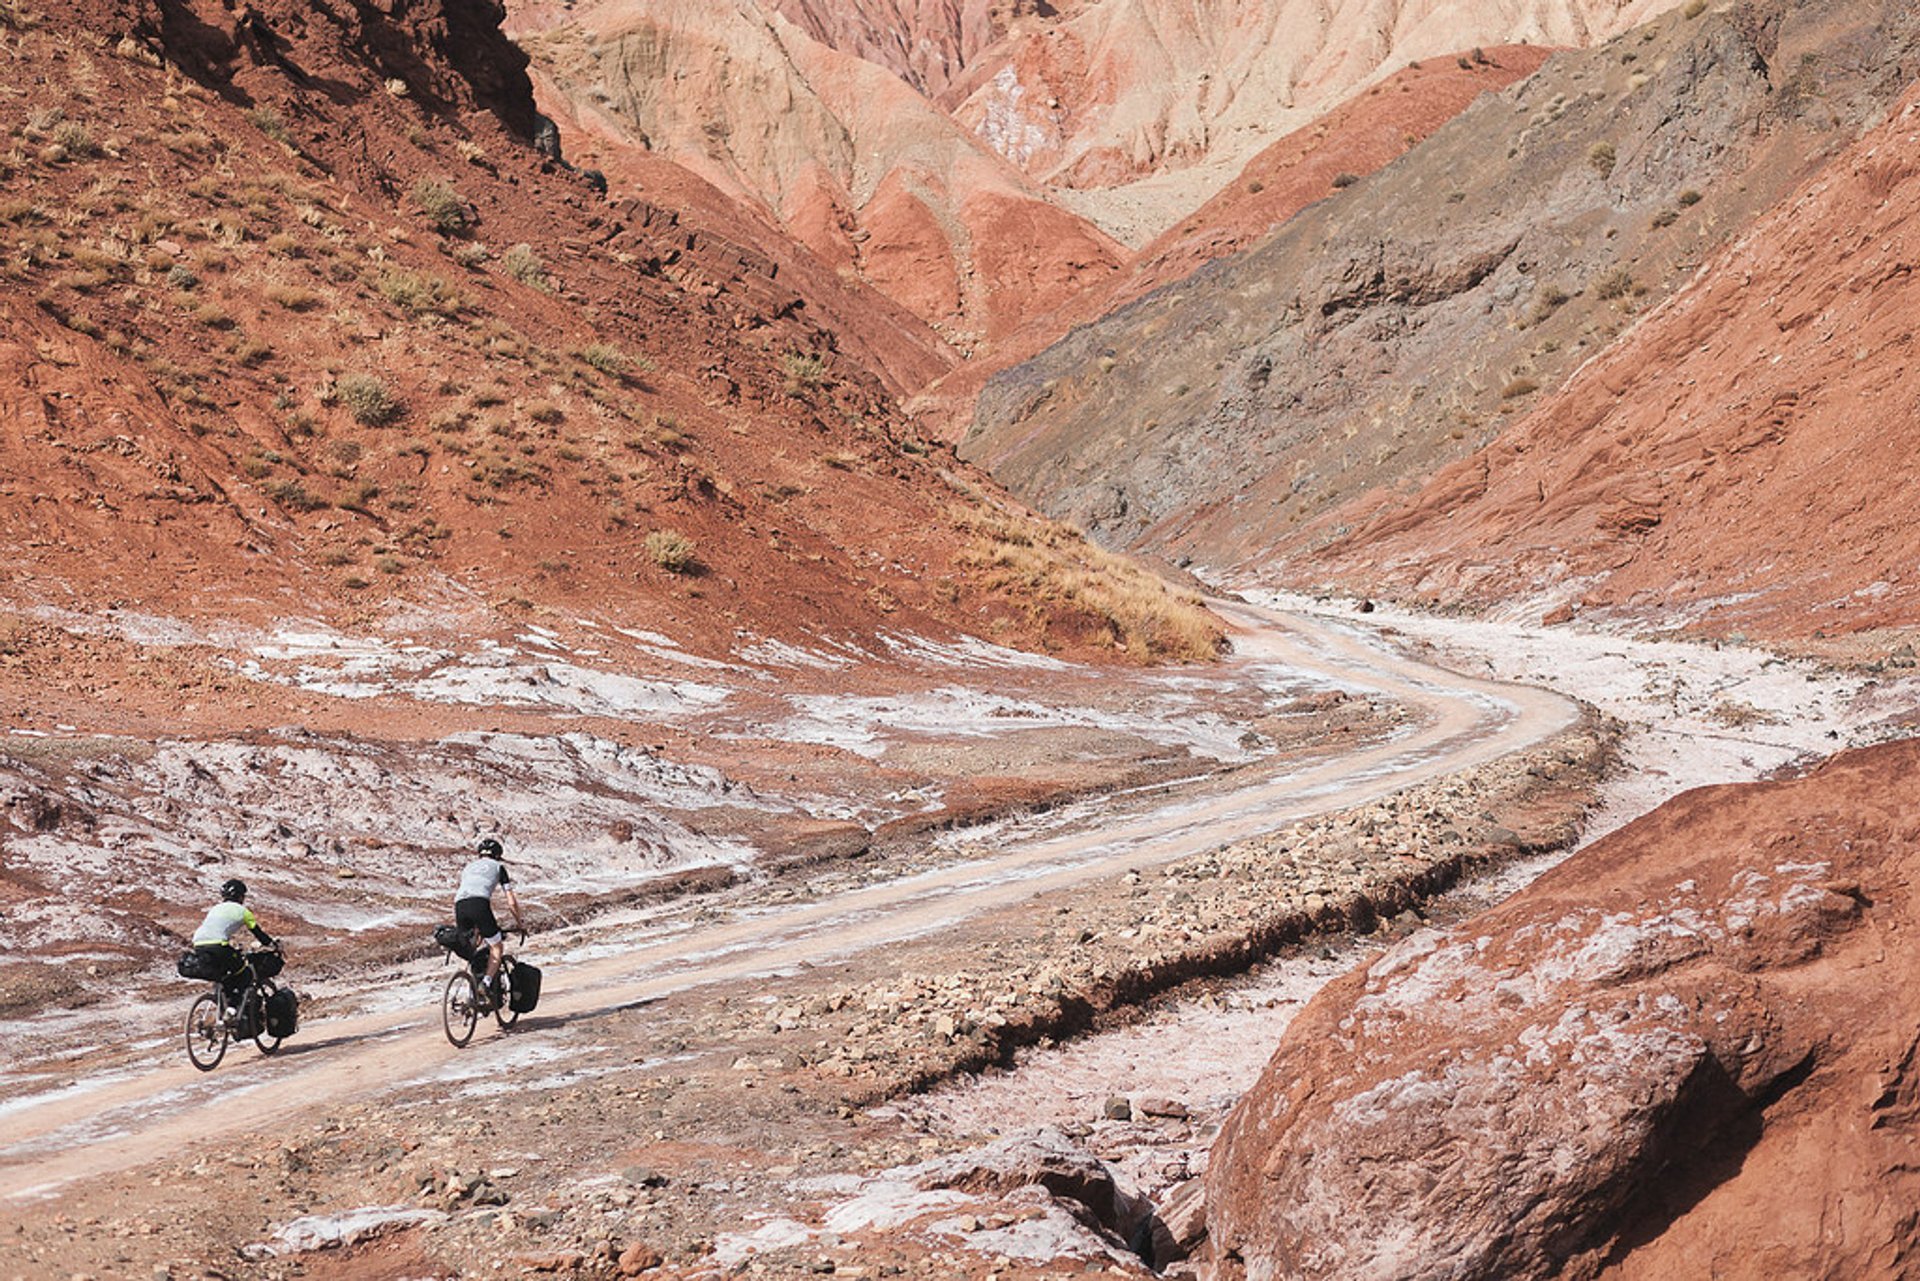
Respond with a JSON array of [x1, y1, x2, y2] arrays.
[[433, 923, 479, 963], [265, 987, 299, 1038], [177, 948, 222, 981], [234, 989, 263, 1040], [507, 961, 542, 1014], [250, 950, 284, 981]]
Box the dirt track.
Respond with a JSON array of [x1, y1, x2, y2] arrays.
[[0, 599, 1577, 1206]]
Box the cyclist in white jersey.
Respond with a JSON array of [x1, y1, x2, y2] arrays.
[[454, 837, 522, 1009]]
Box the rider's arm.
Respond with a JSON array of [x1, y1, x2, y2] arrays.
[[504, 885, 523, 931], [250, 923, 277, 948]]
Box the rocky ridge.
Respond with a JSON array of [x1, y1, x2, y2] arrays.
[[909, 45, 1550, 438], [510, 0, 1129, 351], [942, 0, 1685, 240], [515, 0, 1694, 357], [2, 0, 1222, 690]]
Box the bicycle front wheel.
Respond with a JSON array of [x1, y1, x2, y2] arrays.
[[186, 992, 228, 1071], [442, 970, 479, 1047]]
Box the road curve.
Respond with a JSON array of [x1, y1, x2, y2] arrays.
[[0, 599, 1578, 1200]]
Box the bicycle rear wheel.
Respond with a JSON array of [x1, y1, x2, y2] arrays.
[[495, 958, 521, 1029], [186, 991, 228, 1071], [442, 970, 479, 1047], [253, 983, 283, 1055]]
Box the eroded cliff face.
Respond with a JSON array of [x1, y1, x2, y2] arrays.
[[768, 0, 1033, 100], [1205, 737, 1920, 1280], [513, 0, 1127, 350], [943, 0, 1687, 241], [964, 0, 1920, 645]]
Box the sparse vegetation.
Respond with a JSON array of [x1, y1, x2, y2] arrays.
[[1683, 0, 1708, 16], [577, 342, 647, 377], [645, 529, 698, 574], [51, 121, 97, 158], [1529, 286, 1571, 324], [336, 373, 402, 426], [781, 351, 827, 394], [1501, 377, 1541, 399], [1330, 171, 1359, 189], [1652, 208, 1680, 229], [1588, 141, 1618, 179], [247, 107, 293, 146], [264, 283, 321, 311], [266, 479, 328, 512], [953, 495, 1223, 662]]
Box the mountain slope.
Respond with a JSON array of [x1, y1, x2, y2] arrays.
[[963, 0, 1920, 618], [1, 0, 1214, 674], [515, 0, 1697, 368], [1300, 82, 1920, 642], [908, 45, 1551, 437]]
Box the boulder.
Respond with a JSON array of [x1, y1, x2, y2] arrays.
[[908, 1128, 1147, 1244], [1205, 739, 1920, 1280]]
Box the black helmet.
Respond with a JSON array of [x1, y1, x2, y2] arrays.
[[476, 837, 504, 860], [221, 878, 247, 903]]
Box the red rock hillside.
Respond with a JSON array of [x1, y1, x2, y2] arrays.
[[1205, 736, 1920, 1279], [1300, 83, 1920, 643]]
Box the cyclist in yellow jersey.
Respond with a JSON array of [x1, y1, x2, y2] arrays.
[[192, 878, 279, 1009]]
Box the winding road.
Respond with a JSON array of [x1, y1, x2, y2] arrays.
[[0, 599, 1577, 1202]]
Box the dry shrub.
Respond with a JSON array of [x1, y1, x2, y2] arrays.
[[645, 529, 697, 574], [953, 498, 1223, 662], [377, 269, 460, 317], [264, 283, 320, 311], [336, 373, 401, 426], [413, 178, 468, 235], [501, 243, 547, 290]]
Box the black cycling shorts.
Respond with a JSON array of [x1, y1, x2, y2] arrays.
[[455, 895, 502, 945]]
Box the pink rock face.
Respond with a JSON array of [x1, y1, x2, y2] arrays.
[[768, 0, 1011, 100], [1204, 739, 1920, 1280]]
